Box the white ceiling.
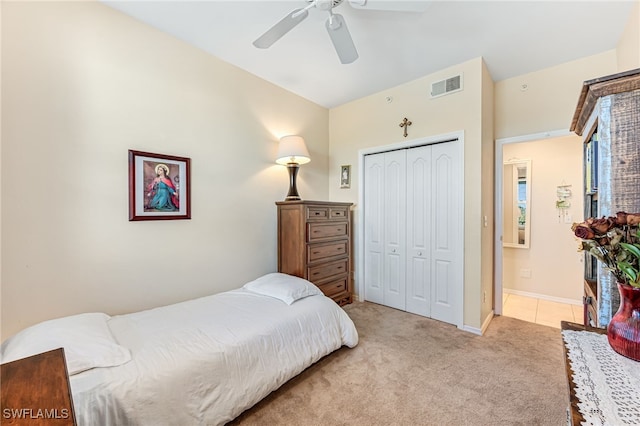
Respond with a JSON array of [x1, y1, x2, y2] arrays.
[[103, 0, 636, 109]]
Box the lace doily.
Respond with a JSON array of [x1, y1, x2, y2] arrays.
[[562, 330, 640, 425]]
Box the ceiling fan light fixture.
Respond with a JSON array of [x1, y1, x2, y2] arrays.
[[255, 0, 423, 63]]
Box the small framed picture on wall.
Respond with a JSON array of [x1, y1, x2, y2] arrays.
[[340, 165, 351, 189], [128, 150, 191, 221]]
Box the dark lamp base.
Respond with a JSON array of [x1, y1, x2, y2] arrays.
[[284, 163, 302, 201]]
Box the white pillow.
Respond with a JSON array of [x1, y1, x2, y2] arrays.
[[243, 273, 323, 305], [0, 312, 131, 375]]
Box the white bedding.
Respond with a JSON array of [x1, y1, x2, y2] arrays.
[[69, 287, 358, 425]]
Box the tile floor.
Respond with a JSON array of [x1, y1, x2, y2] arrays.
[[502, 293, 583, 329]]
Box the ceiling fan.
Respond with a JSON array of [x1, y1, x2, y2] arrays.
[[253, 0, 430, 64]]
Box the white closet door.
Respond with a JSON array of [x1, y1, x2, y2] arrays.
[[363, 139, 462, 327], [406, 145, 432, 316], [363, 153, 385, 304], [430, 141, 462, 324], [383, 150, 406, 310]]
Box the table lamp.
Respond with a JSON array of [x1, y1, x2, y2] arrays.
[[276, 135, 310, 201]]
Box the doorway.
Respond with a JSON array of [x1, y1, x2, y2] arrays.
[[494, 131, 584, 327]]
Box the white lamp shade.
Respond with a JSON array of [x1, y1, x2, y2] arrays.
[[276, 135, 311, 165]]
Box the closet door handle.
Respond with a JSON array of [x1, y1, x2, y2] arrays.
[[418, 252, 423, 256]]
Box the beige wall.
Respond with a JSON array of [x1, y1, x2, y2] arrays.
[[329, 57, 488, 329], [494, 51, 618, 140], [1, 1, 329, 339], [502, 136, 584, 302], [617, 0, 640, 71]]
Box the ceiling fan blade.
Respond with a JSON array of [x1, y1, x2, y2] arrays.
[[253, 9, 309, 49], [325, 14, 359, 64], [348, 0, 431, 12]]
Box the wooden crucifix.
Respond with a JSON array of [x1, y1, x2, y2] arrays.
[[399, 117, 412, 138]]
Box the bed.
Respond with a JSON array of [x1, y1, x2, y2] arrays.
[[1, 273, 359, 425]]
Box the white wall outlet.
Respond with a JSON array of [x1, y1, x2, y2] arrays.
[[520, 269, 532, 278]]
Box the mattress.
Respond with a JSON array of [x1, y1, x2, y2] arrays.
[[69, 287, 358, 425]]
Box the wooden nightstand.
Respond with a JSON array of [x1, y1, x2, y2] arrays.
[[1, 348, 77, 425]]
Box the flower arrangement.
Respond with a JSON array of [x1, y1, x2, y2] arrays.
[[572, 212, 640, 288]]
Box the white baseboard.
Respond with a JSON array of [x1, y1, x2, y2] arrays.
[[481, 310, 494, 334], [503, 288, 582, 306], [461, 324, 482, 335], [355, 294, 487, 336], [462, 310, 495, 335]]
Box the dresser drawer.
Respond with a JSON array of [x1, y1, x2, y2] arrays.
[[307, 259, 348, 282], [318, 276, 348, 298], [306, 207, 329, 220], [329, 207, 349, 220], [306, 206, 350, 221], [307, 222, 348, 242], [308, 241, 348, 263]]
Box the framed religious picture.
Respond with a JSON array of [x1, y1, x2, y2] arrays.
[[128, 150, 191, 221], [340, 165, 351, 189]]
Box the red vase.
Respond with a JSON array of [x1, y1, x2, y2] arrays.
[[607, 282, 640, 361]]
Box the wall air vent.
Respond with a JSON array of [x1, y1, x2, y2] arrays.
[[430, 74, 463, 98]]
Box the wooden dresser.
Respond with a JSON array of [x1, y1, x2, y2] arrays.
[[1, 348, 77, 425], [276, 200, 353, 305]]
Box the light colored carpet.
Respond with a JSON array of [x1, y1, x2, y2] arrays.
[[230, 301, 568, 425]]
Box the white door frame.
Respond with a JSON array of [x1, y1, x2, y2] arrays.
[[493, 129, 572, 315], [358, 130, 465, 329]]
